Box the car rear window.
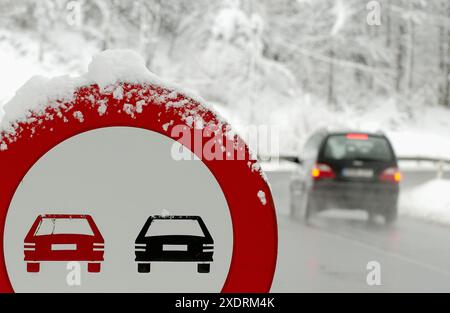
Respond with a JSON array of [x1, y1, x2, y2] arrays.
[[146, 219, 204, 237], [34, 218, 94, 236], [323, 135, 394, 162]]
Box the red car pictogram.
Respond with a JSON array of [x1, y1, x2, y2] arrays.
[[24, 214, 104, 273]]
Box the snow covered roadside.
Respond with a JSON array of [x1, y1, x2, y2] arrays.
[[400, 179, 450, 225], [388, 131, 450, 161], [2, 30, 450, 162]]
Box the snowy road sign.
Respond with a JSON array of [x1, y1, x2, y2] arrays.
[[0, 50, 277, 293]]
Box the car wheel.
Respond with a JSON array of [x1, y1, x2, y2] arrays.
[[384, 207, 398, 225], [302, 192, 316, 222], [27, 262, 40, 273], [289, 181, 302, 218], [138, 263, 151, 273], [88, 262, 101, 273], [304, 199, 313, 221], [197, 263, 210, 273], [367, 210, 377, 224], [291, 182, 311, 221]]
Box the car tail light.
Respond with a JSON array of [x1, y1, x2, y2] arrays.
[[202, 244, 214, 251], [312, 163, 336, 180], [135, 244, 147, 252], [24, 243, 36, 251], [93, 243, 105, 252], [380, 167, 402, 183]]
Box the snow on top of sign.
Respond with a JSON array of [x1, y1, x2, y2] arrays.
[[0, 49, 206, 132], [85, 50, 160, 89], [1, 75, 83, 130], [0, 49, 267, 184]]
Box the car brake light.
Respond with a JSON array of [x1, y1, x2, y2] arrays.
[[24, 243, 36, 251], [202, 244, 214, 251], [135, 244, 146, 251], [93, 243, 105, 251], [312, 163, 336, 180], [346, 133, 369, 140], [380, 167, 402, 183]]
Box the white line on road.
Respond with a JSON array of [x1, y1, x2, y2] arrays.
[[307, 223, 450, 278]]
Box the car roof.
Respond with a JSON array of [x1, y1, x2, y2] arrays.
[[316, 129, 387, 138], [328, 131, 386, 137], [152, 215, 201, 220], [41, 214, 91, 219]]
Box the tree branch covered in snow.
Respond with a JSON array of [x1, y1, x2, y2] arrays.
[[0, 0, 450, 153]]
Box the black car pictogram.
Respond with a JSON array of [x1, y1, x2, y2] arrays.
[[135, 215, 214, 273]]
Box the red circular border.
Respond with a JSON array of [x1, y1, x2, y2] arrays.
[[0, 83, 277, 293]]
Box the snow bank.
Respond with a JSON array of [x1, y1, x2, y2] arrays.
[[0, 49, 205, 133], [400, 179, 450, 225], [388, 131, 450, 161], [260, 160, 299, 173], [246, 95, 450, 160]]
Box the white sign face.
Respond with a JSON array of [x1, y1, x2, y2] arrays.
[[4, 127, 233, 292]]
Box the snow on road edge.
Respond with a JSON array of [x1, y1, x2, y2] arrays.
[[400, 179, 450, 225]]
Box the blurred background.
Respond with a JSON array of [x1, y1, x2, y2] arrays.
[[1, 0, 450, 153], [1, 0, 450, 292]]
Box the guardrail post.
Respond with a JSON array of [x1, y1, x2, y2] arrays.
[[437, 160, 444, 180]]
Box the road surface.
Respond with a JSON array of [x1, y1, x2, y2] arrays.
[[268, 168, 450, 292]]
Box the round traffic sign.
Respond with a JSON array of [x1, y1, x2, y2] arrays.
[[0, 51, 277, 292]]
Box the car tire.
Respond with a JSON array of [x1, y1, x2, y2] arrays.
[[197, 263, 210, 273], [27, 262, 40, 273], [289, 181, 302, 218], [303, 193, 316, 222], [304, 200, 313, 222], [291, 182, 312, 221], [367, 210, 377, 224], [384, 207, 398, 225], [88, 262, 101, 273], [138, 263, 151, 273]]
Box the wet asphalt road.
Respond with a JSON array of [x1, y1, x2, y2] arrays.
[[267, 168, 450, 292]]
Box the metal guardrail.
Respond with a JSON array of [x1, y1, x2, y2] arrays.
[[397, 156, 450, 165], [267, 155, 450, 165], [397, 157, 450, 179], [262, 155, 450, 179]]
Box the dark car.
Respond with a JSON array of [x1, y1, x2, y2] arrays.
[[135, 215, 214, 273], [24, 214, 105, 273], [290, 130, 401, 224]]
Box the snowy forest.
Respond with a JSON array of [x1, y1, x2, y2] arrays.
[[0, 0, 450, 154]]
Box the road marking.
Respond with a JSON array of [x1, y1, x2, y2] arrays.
[[306, 221, 450, 278]]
